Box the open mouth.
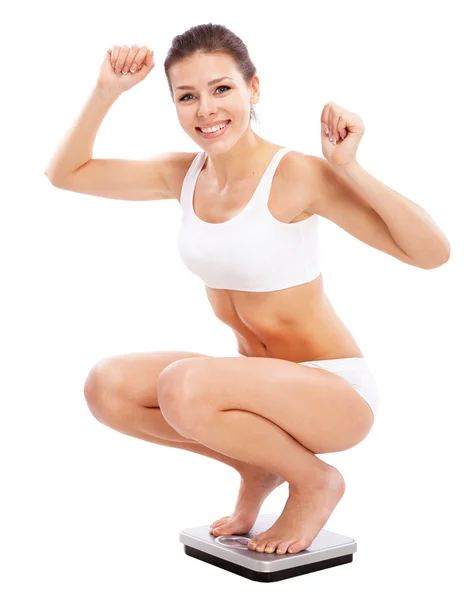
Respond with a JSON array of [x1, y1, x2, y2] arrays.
[[196, 120, 231, 138]]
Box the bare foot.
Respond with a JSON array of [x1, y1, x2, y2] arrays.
[[209, 466, 285, 537], [247, 464, 346, 555]]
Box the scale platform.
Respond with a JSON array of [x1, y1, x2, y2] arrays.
[[180, 513, 356, 582]]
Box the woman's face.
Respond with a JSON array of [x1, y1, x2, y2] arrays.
[[169, 52, 259, 149]]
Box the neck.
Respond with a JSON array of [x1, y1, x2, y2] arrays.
[[202, 125, 268, 190]]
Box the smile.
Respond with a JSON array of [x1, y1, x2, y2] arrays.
[[196, 120, 231, 139]]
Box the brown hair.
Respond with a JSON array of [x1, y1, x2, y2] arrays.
[[164, 23, 260, 124]]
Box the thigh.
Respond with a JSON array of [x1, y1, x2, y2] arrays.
[[162, 356, 374, 453], [85, 350, 212, 408]]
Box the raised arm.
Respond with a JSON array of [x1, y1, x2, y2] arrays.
[[44, 45, 188, 201]]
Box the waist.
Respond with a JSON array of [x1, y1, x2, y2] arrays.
[[238, 348, 365, 358], [235, 312, 364, 361], [207, 276, 364, 361], [236, 326, 364, 362]]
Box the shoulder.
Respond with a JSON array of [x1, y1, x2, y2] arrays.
[[277, 150, 328, 216], [278, 149, 326, 186], [278, 149, 323, 172], [166, 151, 201, 201]]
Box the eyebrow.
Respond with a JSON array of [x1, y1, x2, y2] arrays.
[[174, 77, 234, 92]]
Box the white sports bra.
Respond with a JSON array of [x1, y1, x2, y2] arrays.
[[177, 147, 322, 292]]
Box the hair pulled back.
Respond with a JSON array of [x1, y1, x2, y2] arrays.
[[164, 23, 259, 124]]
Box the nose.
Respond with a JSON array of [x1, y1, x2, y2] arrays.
[[197, 95, 218, 119]]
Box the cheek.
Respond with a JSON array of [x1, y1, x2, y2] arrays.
[[176, 112, 192, 128]]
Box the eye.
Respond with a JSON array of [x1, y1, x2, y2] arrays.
[[179, 85, 231, 102]]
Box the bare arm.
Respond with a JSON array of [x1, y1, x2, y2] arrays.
[[44, 84, 188, 201], [45, 85, 121, 181]]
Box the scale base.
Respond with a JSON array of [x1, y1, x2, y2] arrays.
[[180, 513, 356, 582]]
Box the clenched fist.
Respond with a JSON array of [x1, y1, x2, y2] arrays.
[[96, 45, 155, 94]]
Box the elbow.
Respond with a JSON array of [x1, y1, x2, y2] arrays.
[[45, 170, 56, 184], [420, 247, 451, 269], [45, 170, 64, 188]]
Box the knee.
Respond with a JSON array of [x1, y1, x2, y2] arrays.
[[157, 362, 193, 423], [83, 359, 125, 422]]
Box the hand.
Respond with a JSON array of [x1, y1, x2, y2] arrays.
[[320, 101, 365, 168], [96, 45, 155, 94]]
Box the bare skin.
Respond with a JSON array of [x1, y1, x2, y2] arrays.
[[172, 135, 365, 365], [209, 469, 284, 537], [162, 134, 367, 550], [83, 350, 286, 536], [84, 137, 369, 551], [247, 465, 346, 554]]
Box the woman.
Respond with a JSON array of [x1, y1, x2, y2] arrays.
[[45, 24, 450, 555]]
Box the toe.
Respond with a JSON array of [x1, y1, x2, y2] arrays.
[[287, 540, 307, 554], [256, 541, 267, 552], [248, 535, 271, 552], [264, 540, 278, 553], [275, 540, 292, 554], [210, 518, 234, 535], [211, 525, 230, 536], [209, 516, 230, 530], [247, 536, 260, 550]]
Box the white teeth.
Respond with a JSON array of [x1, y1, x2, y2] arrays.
[[200, 121, 228, 133]]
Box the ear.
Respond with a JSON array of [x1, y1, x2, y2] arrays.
[[250, 74, 260, 103]]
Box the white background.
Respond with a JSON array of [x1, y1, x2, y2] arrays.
[[2, 0, 472, 596]]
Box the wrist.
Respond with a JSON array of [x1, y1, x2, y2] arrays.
[[331, 160, 362, 180], [94, 82, 123, 102]]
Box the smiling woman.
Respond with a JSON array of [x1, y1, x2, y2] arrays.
[[46, 21, 450, 560], [164, 29, 259, 125]]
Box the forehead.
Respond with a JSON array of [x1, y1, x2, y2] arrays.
[[170, 53, 239, 90]]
